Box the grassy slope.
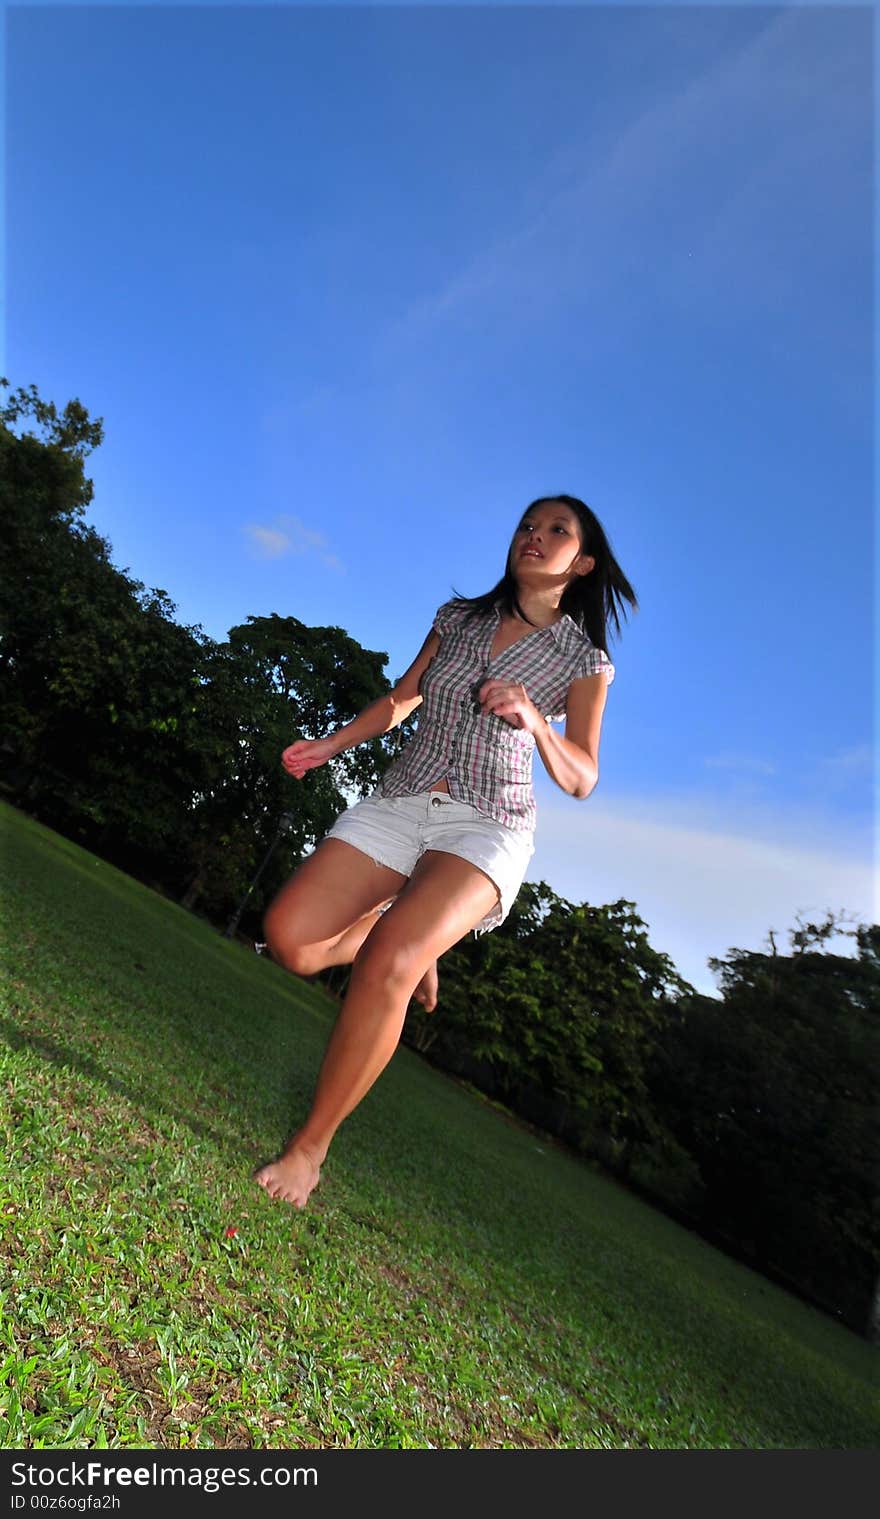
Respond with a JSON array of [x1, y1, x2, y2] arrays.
[[0, 800, 877, 1450]]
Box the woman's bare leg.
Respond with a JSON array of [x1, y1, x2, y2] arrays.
[[412, 961, 439, 1012], [316, 905, 393, 968], [255, 851, 500, 1207], [264, 846, 439, 1006], [263, 838, 407, 976], [328, 911, 437, 1008]]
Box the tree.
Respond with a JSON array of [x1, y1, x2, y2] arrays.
[[403, 881, 692, 1165], [651, 915, 879, 1330], [0, 380, 217, 871], [0, 379, 409, 926], [226, 612, 411, 794], [178, 615, 409, 923], [0, 377, 107, 793]]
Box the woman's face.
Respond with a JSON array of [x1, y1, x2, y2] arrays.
[[509, 500, 594, 585]]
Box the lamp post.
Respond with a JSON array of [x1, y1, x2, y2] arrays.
[[224, 812, 295, 941]]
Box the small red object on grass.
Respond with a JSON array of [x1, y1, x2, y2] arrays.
[[224, 1226, 238, 1238]]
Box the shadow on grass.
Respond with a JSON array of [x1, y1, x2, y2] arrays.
[[0, 1009, 252, 1160]]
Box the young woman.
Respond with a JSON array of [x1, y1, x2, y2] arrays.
[[255, 494, 637, 1208]]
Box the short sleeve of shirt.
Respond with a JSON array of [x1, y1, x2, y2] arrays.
[[432, 600, 463, 637], [575, 644, 615, 686]]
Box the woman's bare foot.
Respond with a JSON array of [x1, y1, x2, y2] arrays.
[[254, 1138, 322, 1209], [412, 960, 439, 1013]]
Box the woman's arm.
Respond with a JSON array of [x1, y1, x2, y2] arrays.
[[282, 629, 441, 778], [327, 628, 440, 755], [477, 671, 608, 800], [533, 674, 606, 798]]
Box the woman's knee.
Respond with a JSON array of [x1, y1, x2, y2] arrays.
[[263, 901, 323, 977], [353, 928, 422, 994]]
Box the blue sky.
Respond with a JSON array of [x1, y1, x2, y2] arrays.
[[6, 3, 875, 996]]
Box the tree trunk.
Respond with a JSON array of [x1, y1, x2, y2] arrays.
[[181, 870, 205, 911]]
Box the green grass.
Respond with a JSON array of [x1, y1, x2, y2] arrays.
[[0, 799, 877, 1450]]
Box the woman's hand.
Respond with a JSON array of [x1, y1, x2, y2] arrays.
[[281, 736, 338, 779], [477, 679, 545, 735]]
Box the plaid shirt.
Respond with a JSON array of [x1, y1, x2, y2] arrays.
[[375, 599, 615, 832]]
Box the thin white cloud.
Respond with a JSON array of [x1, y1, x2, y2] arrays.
[[244, 514, 345, 573], [530, 786, 876, 1001], [702, 744, 873, 797], [381, 8, 864, 353], [813, 744, 874, 786], [245, 524, 291, 560]]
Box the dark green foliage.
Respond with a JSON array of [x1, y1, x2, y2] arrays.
[[0, 378, 212, 868], [0, 379, 399, 923], [404, 883, 690, 1168], [648, 920, 880, 1329], [405, 900, 878, 1332]]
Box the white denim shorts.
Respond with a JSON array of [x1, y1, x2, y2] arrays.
[[324, 789, 535, 935]]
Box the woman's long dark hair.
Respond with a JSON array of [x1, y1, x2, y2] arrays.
[[452, 494, 638, 655]]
